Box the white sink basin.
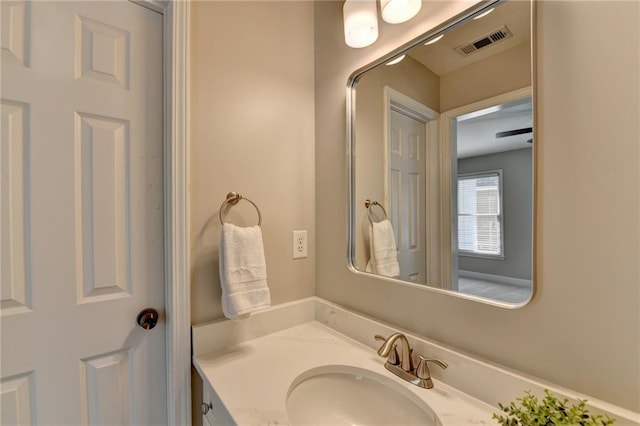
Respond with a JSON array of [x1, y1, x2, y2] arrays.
[[286, 365, 441, 426]]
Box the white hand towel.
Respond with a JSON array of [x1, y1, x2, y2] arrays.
[[368, 219, 400, 278], [219, 223, 271, 319]]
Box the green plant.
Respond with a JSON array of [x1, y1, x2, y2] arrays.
[[493, 389, 615, 426]]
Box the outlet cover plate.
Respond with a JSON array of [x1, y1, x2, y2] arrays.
[[293, 230, 308, 259]]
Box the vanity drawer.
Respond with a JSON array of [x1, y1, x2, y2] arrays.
[[202, 381, 235, 426]]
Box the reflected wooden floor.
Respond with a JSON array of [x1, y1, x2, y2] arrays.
[[458, 277, 531, 304]]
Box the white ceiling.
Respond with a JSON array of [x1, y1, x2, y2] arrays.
[[408, 1, 531, 76], [456, 97, 532, 159], [403, 1, 533, 159]]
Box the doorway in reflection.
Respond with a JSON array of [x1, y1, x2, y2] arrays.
[[451, 96, 533, 303]]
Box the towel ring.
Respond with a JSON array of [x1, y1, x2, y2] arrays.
[[365, 199, 387, 224], [219, 192, 262, 226]]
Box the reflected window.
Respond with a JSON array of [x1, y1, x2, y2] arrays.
[[457, 171, 503, 257]]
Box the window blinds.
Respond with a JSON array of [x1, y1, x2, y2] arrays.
[[457, 172, 502, 256]]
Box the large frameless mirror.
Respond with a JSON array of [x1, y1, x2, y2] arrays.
[[348, 0, 534, 306]]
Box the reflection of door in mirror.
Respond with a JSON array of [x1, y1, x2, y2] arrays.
[[353, 60, 441, 280], [389, 109, 426, 282], [441, 88, 533, 303], [383, 88, 439, 284]]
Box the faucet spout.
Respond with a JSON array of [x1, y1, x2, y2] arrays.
[[376, 333, 413, 372], [375, 332, 448, 390]]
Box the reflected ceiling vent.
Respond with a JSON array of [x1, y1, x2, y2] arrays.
[[454, 26, 513, 57]]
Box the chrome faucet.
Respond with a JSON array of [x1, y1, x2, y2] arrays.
[[375, 333, 448, 389]]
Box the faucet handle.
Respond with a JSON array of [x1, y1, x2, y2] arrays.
[[375, 335, 400, 365], [415, 355, 448, 380]]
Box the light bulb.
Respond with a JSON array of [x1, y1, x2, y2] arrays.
[[473, 8, 495, 20], [380, 0, 422, 24], [386, 54, 406, 65], [343, 0, 379, 48], [424, 34, 444, 45]]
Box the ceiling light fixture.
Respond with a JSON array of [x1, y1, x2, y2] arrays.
[[380, 0, 422, 24], [343, 0, 379, 48], [385, 54, 406, 65], [473, 7, 495, 20], [424, 34, 444, 45]]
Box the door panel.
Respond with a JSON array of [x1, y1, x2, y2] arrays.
[[1, 100, 30, 315], [388, 109, 427, 283], [1, 2, 166, 424]]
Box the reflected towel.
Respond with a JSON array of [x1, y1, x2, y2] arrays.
[[366, 219, 400, 278], [219, 223, 271, 319]]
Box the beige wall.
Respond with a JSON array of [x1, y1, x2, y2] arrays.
[[354, 56, 439, 267], [190, 1, 316, 325], [315, 0, 639, 412], [440, 41, 531, 111]]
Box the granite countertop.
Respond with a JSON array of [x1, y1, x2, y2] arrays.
[[193, 321, 497, 425]]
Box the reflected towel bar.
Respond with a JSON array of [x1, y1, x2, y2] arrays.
[[365, 199, 387, 224]]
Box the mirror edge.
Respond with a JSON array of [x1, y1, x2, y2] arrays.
[[345, 0, 537, 309]]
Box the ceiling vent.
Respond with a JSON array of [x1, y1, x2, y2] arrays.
[[454, 26, 513, 57]]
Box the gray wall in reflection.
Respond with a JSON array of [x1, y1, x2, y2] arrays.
[[458, 148, 533, 280]]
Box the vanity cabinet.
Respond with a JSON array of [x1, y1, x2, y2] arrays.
[[191, 298, 637, 425], [201, 379, 234, 426]]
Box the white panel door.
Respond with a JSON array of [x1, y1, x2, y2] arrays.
[[1, 1, 166, 424], [388, 109, 426, 283]]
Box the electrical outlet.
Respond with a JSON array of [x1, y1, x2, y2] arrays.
[[292, 230, 308, 259]]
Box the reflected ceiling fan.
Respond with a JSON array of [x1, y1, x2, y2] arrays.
[[495, 127, 533, 144]]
